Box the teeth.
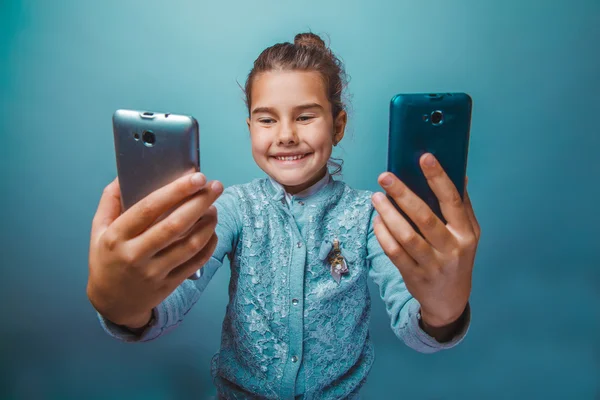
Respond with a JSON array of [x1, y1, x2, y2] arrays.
[[276, 154, 305, 161]]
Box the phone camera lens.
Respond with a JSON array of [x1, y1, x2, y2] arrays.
[[431, 110, 444, 125], [142, 130, 156, 146], [133, 132, 140, 140]]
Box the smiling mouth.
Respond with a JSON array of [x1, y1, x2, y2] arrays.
[[272, 153, 310, 161]]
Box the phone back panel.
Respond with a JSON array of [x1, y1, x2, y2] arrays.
[[112, 109, 200, 211], [387, 93, 472, 225]]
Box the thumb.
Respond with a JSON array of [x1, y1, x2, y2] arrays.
[[91, 178, 122, 241]]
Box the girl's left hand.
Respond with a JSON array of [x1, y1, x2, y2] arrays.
[[371, 153, 480, 328]]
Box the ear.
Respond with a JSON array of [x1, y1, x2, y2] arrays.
[[246, 117, 251, 131], [333, 111, 347, 145]]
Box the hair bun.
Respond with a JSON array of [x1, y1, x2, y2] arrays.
[[294, 32, 326, 50]]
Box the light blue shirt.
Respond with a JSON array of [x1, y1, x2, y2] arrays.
[[269, 170, 332, 208], [98, 175, 470, 399]]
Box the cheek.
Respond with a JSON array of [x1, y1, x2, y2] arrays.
[[304, 122, 334, 149], [321, 145, 333, 161], [250, 132, 270, 156]]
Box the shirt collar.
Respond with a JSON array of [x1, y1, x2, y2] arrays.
[[268, 170, 332, 205]]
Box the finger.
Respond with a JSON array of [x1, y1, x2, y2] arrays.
[[419, 153, 472, 234], [371, 192, 437, 266], [463, 185, 480, 240], [372, 215, 421, 278], [114, 172, 210, 239], [133, 183, 221, 257], [377, 172, 455, 252], [167, 231, 219, 283], [91, 178, 121, 242], [147, 206, 218, 278]]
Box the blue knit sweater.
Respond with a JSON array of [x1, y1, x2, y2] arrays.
[[98, 175, 470, 399]]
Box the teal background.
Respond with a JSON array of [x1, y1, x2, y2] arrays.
[[1, 0, 599, 398]]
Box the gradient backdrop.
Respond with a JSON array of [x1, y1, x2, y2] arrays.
[[1, 0, 599, 399]]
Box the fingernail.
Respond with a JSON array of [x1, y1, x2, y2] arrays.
[[372, 192, 385, 204], [211, 181, 223, 194], [424, 154, 436, 167], [381, 174, 393, 187], [191, 173, 206, 186]]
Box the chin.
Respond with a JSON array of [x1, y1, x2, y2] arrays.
[[272, 167, 327, 189], [270, 173, 307, 187]]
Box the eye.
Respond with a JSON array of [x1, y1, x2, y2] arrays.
[[258, 118, 275, 124], [297, 115, 314, 122]]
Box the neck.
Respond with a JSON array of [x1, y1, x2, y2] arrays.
[[282, 166, 328, 195]]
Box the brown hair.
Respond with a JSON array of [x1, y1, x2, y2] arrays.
[[244, 32, 348, 175]]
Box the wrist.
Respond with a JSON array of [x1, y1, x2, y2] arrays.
[[418, 304, 469, 343], [420, 303, 468, 328], [122, 310, 154, 330]]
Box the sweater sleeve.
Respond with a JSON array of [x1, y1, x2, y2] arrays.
[[366, 208, 471, 353], [97, 186, 241, 343]]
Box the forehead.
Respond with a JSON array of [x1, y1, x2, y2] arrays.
[[251, 70, 329, 110]]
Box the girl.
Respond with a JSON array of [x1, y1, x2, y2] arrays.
[[88, 33, 480, 399]]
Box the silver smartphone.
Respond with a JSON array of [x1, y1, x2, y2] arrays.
[[112, 109, 201, 279]]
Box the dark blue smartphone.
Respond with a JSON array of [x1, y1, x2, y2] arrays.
[[386, 92, 472, 231]]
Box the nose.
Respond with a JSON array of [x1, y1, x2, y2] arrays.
[[277, 121, 298, 146]]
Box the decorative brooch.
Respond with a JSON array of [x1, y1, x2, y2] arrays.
[[318, 239, 349, 284]]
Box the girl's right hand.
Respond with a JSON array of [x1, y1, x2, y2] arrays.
[[86, 172, 223, 329]]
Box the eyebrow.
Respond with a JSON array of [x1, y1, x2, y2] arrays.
[[251, 103, 324, 115]]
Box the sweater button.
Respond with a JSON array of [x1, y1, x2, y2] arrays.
[[298, 201, 305, 206], [292, 298, 299, 305], [297, 241, 302, 248], [291, 355, 298, 363]]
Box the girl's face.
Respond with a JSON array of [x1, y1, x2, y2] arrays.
[[247, 70, 346, 194]]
